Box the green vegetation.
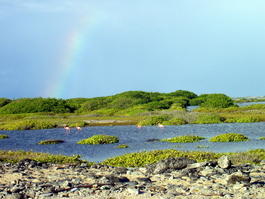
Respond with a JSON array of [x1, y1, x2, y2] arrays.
[[0, 120, 56, 130], [200, 93, 237, 108], [194, 113, 224, 124], [115, 144, 129, 148], [1, 148, 265, 167], [0, 97, 72, 114], [102, 148, 265, 167], [77, 134, 119, 145], [137, 115, 170, 126], [0, 90, 265, 130], [225, 116, 259, 123], [0, 134, 8, 139], [259, 137, 265, 140], [161, 135, 206, 143], [37, 139, 65, 145], [163, 117, 186, 125], [209, 133, 249, 142], [0, 150, 91, 165]]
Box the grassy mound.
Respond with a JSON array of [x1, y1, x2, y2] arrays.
[[209, 133, 249, 142], [115, 144, 129, 148], [37, 139, 65, 145], [0, 134, 8, 139], [161, 135, 206, 143], [77, 134, 119, 145]]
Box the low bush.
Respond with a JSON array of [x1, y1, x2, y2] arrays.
[[161, 135, 206, 143], [260, 137, 265, 140], [37, 139, 64, 145], [163, 117, 186, 125], [77, 134, 119, 145], [0, 134, 8, 139], [209, 133, 249, 142]]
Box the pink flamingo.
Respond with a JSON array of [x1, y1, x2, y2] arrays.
[[64, 126, 71, 134], [76, 126, 82, 131], [158, 123, 164, 128]]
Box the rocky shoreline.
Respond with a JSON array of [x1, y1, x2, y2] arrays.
[[1, 156, 265, 199]]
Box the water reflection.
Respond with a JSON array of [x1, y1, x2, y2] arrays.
[[1, 122, 265, 162]]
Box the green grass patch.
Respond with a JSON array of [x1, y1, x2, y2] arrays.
[[161, 135, 206, 143], [77, 134, 119, 145], [0, 134, 8, 139], [0, 150, 91, 165], [37, 139, 65, 145], [163, 117, 186, 125], [115, 144, 129, 148], [209, 133, 249, 142]]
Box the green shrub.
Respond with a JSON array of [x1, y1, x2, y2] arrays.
[[137, 115, 170, 125], [200, 93, 236, 108], [161, 135, 206, 143], [37, 139, 64, 145], [0, 120, 57, 130], [115, 144, 129, 148], [163, 117, 186, 125], [260, 137, 265, 140], [194, 113, 224, 124], [209, 133, 249, 142], [77, 134, 119, 145], [0, 134, 8, 139], [0, 98, 12, 108], [0, 97, 71, 114]]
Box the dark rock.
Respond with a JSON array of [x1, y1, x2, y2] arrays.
[[135, 177, 152, 183], [146, 157, 196, 174], [112, 167, 128, 174], [227, 172, 251, 184]]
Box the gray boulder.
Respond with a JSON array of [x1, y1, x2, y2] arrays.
[[218, 155, 231, 169]]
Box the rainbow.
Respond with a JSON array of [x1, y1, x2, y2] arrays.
[[43, 12, 99, 99]]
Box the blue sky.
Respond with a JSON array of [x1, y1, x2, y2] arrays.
[[1, 0, 265, 99]]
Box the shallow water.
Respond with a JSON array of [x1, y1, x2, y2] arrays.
[[1, 122, 265, 163]]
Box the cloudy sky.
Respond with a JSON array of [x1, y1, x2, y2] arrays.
[[1, 0, 265, 99]]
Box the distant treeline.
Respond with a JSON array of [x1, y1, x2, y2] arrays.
[[0, 90, 236, 116]]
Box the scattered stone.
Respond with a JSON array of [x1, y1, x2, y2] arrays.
[[2, 158, 265, 198]]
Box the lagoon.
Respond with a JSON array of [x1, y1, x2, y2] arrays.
[[1, 122, 265, 163]]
